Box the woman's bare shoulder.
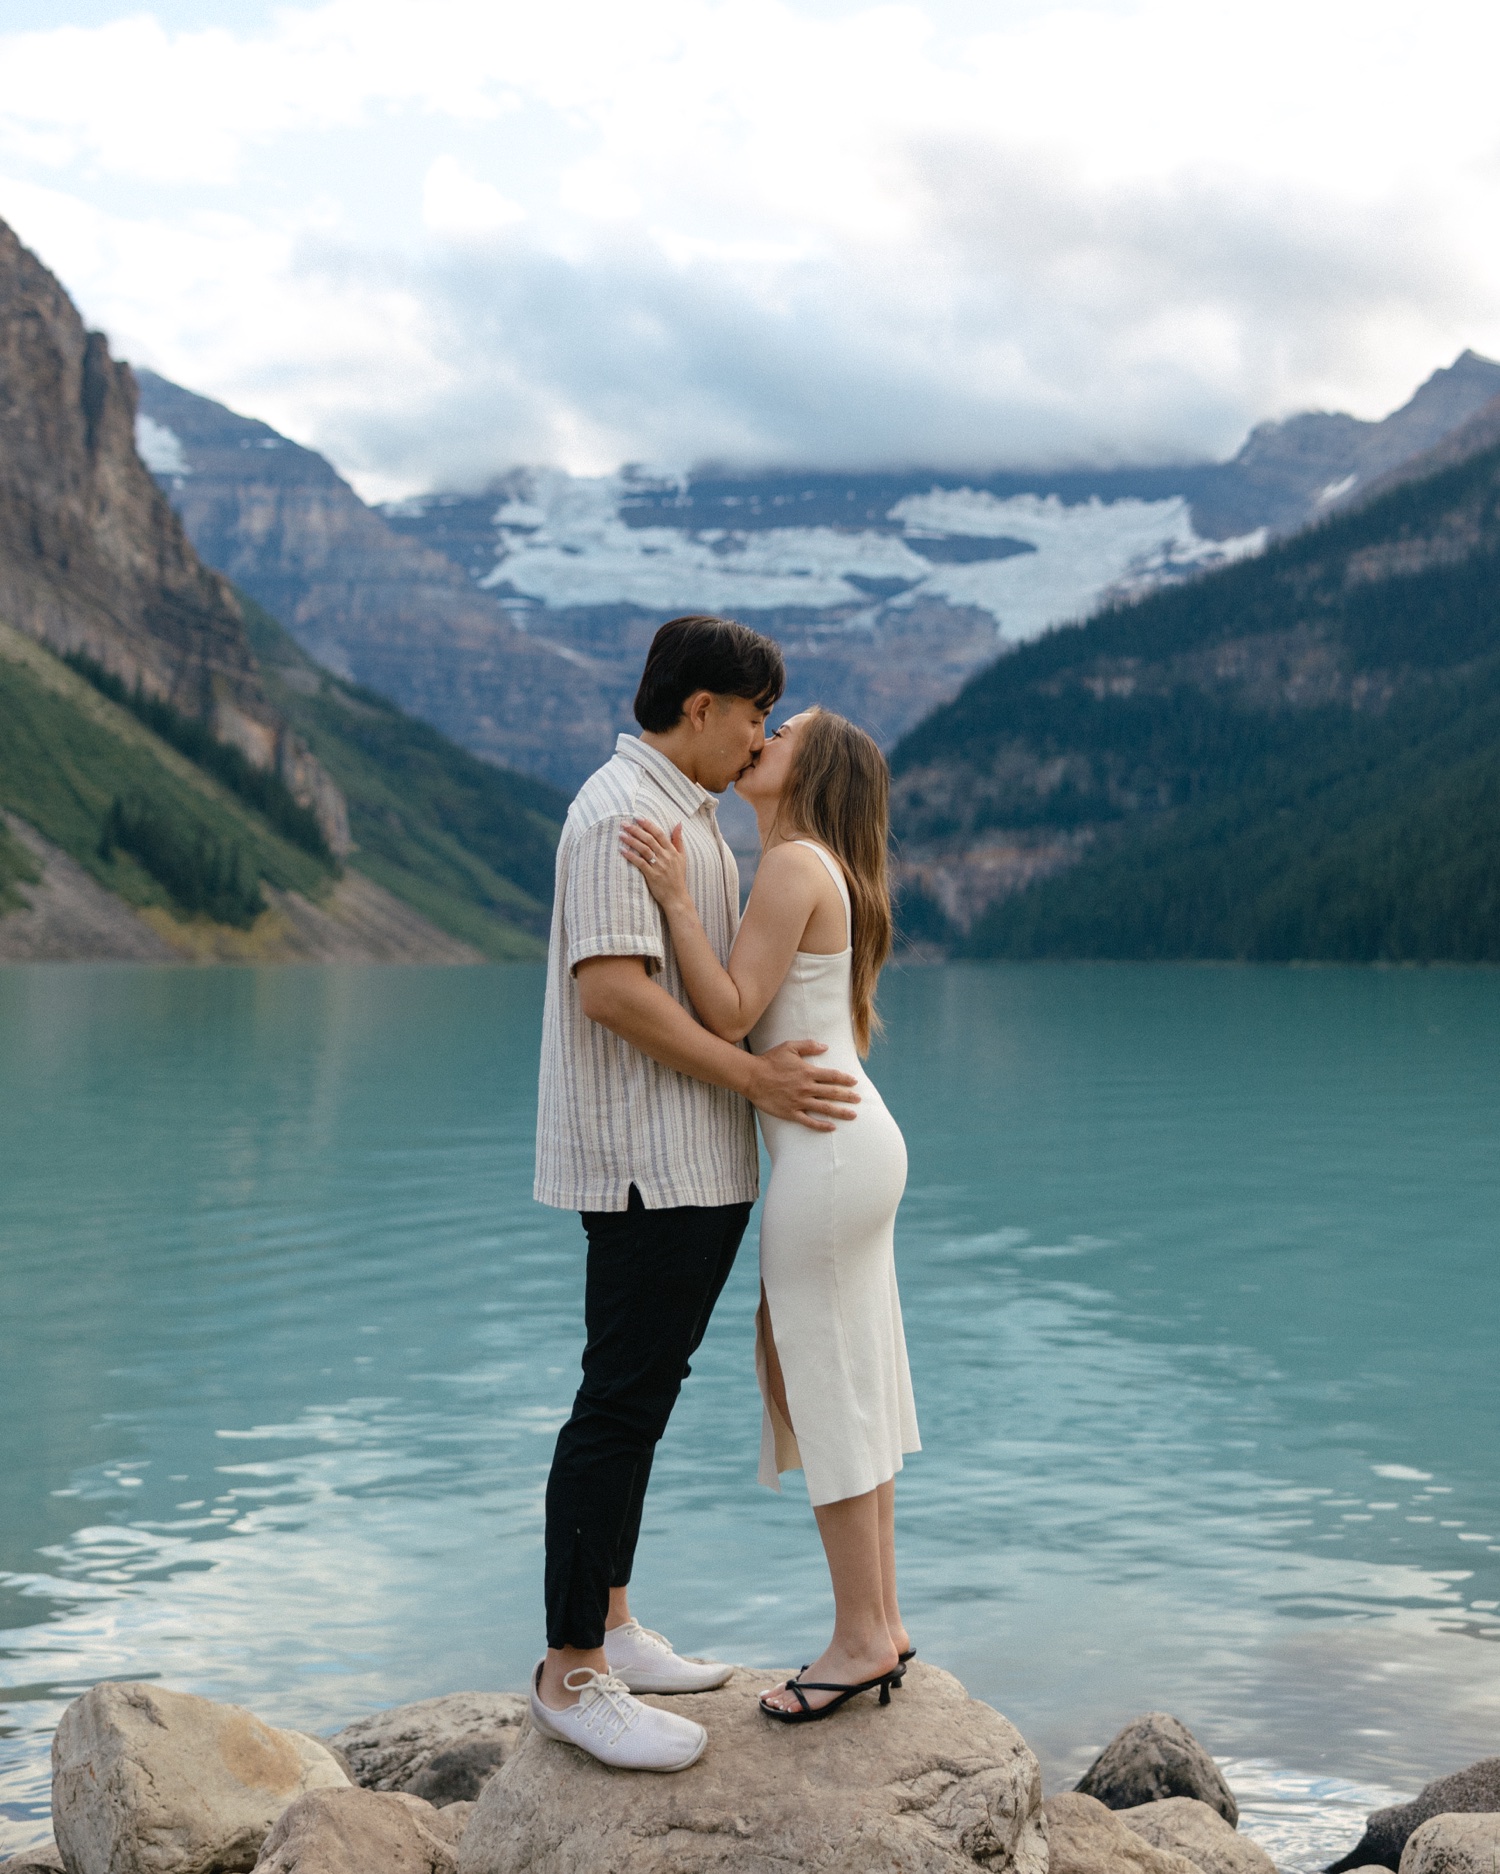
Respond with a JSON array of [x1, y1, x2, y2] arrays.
[[757, 840, 826, 874], [747, 841, 843, 921], [752, 841, 835, 893]]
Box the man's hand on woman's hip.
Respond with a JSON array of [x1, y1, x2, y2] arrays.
[[746, 1040, 859, 1131]]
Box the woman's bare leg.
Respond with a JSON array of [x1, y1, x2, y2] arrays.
[[761, 1488, 899, 1712], [758, 1292, 899, 1713], [759, 1285, 793, 1430], [876, 1479, 910, 1658]]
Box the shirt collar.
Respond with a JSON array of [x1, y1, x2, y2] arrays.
[[615, 733, 718, 818]]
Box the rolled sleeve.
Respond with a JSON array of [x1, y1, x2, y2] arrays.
[[564, 814, 666, 976]]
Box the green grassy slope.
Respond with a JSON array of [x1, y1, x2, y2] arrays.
[[0, 814, 40, 911], [238, 596, 566, 960], [0, 622, 333, 922], [892, 439, 1500, 961]]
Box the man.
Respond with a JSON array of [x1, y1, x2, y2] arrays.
[[529, 614, 859, 1771]]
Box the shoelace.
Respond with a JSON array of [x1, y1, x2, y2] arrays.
[[565, 1670, 640, 1745]]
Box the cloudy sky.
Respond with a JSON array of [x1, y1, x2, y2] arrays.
[[2, 0, 1499, 500]]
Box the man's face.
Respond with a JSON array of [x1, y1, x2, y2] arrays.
[[700, 694, 771, 793]]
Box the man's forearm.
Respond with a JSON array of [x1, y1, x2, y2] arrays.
[[585, 970, 756, 1096]]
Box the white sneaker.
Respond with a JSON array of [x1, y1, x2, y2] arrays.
[[529, 1665, 707, 1772], [603, 1618, 735, 1693]]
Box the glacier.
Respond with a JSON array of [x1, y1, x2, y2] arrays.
[[472, 468, 1265, 645]]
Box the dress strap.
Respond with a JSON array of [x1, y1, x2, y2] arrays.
[[790, 839, 852, 949]]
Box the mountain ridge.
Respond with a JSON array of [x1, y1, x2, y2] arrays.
[[0, 218, 349, 857], [138, 350, 1500, 798], [887, 406, 1500, 960], [135, 370, 618, 791], [0, 222, 567, 963]]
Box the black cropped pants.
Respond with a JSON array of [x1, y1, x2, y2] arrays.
[[544, 1185, 752, 1652]]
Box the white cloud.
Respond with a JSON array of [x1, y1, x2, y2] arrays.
[[422, 156, 525, 237], [558, 159, 643, 224], [134, 412, 191, 474], [2, 0, 1499, 492]]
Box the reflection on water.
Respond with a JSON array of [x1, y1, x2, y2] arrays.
[[3, 962, 1499, 1862]]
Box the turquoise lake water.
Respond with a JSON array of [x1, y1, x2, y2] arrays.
[[3, 961, 1498, 1863]]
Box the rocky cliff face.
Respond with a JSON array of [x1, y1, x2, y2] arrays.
[[1187, 350, 1500, 538], [135, 372, 618, 792], [0, 220, 347, 852]]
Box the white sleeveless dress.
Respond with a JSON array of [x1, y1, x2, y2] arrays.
[[748, 841, 920, 1506]]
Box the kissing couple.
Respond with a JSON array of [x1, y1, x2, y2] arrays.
[[530, 614, 920, 1770]]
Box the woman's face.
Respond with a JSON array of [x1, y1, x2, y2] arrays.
[[734, 709, 812, 805]]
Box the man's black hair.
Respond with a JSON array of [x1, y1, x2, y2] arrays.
[[633, 614, 785, 733]]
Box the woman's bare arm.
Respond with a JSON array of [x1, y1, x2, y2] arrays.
[[619, 821, 828, 1041]]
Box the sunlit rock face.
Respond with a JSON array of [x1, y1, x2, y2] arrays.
[[0, 217, 347, 852]]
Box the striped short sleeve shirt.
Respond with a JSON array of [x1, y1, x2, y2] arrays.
[[534, 734, 760, 1212]]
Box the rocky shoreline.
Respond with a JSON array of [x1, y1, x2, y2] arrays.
[[3, 1674, 1496, 1874]]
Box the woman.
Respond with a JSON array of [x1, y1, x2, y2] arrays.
[[620, 707, 919, 1724]]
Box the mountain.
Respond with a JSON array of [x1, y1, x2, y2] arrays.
[[888, 415, 1500, 961], [138, 354, 1500, 797], [1185, 349, 1500, 538], [134, 371, 616, 791], [0, 220, 565, 962], [0, 219, 347, 856], [0, 608, 566, 962], [237, 595, 565, 957]]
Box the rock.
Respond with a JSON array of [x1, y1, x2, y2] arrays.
[[0, 1841, 65, 1873], [1328, 1762, 1500, 1872], [458, 1663, 1046, 1874], [1120, 1797, 1277, 1874], [328, 1693, 529, 1806], [51, 1682, 349, 1874], [253, 1788, 458, 1873], [425, 1804, 476, 1849], [1045, 1793, 1206, 1874], [1399, 1816, 1500, 1874], [1076, 1714, 1239, 1827], [290, 1734, 355, 1783]]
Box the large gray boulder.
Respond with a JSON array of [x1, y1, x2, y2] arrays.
[[1120, 1797, 1276, 1874], [1044, 1793, 1204, 1874], [1398, 1813, 1500, 1874], [252, 1787, 462, 1873], [1329, 1761, 1500, 1873], [1076, 1714, 1238, 1827], [458, 1663, 1047, 1874], [327, 1694, 528, 1807], [51, 1682, 349, 1874], [0, 1842, 65, 1873]]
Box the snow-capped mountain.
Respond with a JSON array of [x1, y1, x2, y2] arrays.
[[137, 350, 1500, 793], [386, 467, 1263, 646]]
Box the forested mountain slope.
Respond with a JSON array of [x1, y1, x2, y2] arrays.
[[0, 218, 565, 962], [0, 218, 347, 854], [890, 432, 1500, 961], [239, 597, 565, 956], [0, 617, 565, 962]]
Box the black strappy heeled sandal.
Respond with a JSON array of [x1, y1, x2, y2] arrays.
[[759, 1667, 901, 1723], [890, 1645, 916, 1690]]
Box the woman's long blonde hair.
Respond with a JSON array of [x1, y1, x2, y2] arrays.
[[778, 708, 892, 1055]]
